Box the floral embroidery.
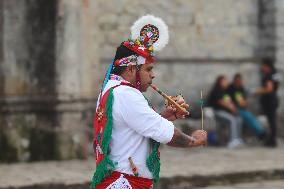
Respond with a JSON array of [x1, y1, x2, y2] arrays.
[[106, 175, 132, 189]]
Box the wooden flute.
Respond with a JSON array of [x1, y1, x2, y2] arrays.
[[150, 84, 189, 115]]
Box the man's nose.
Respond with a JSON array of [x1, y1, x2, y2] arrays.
[[151, 72, 155, 79]]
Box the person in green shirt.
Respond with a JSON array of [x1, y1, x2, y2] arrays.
[[228, 73, 266, 141]]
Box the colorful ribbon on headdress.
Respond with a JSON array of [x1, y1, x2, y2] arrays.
[[102, 59, 114, 91], [114, 55, 149, 67], [97, 59, 115, 106]]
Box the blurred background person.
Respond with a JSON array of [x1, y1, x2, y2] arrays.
[[207, 75, 243, 148], [254, 59, 281, 147], [228, 73, 266, 142]]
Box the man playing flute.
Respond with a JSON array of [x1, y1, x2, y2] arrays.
[[91, 15, 207, 189]]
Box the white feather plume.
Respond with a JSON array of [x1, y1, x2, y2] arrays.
[[131, 15, 169, 52]]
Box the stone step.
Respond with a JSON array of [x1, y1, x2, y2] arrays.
[[0, 144, 283, 189], [156, 169, 284, 188]]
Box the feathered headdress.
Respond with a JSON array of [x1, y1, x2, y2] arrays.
[[131, 15, 169, 52], [102, 15, 169, 90], [119, 15, 169, 65]]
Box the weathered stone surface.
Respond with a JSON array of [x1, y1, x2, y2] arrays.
[[195, 180, 284, 189], [0, 0, 99, 162], [95, 0, 259, 59]]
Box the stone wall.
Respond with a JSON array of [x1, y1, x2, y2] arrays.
[[276, 0, 284, 116], [96, 0, 258, 59], [0, 0, 99, 162]]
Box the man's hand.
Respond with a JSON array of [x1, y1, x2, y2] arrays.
[[167, 128, 207, 148], [161, 96, 189, 121], [254, 81, 274, 95], [190, 130, 207, 147], [160, 106, 178, 121], [228, 103, 238, 115]]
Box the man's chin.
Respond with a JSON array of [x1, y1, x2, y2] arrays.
[[141, 87, 147, 92], [140, 85, 149, 92]]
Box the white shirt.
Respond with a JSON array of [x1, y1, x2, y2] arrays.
[[98, 79, 174, 179]]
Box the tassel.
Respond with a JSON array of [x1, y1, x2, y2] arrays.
[[91, 89, 116, 189]]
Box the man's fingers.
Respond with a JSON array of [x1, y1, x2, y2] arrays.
[[182, 104, 190, 109], [191, 130, 208, 146], [177, 99, 184, 104], [166, 105, 176, 112]]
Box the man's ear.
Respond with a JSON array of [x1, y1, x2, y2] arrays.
[[127, 65, 137, 76]]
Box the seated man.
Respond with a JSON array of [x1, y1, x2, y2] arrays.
[[228, 73, 266, 141], [207, 75, 243, 148]]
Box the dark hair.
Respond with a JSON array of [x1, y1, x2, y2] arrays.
[[233, 73, 242, 80], [112, 43, 138, 75], [261, 57, 276, 72], [213, 75, 225, 91], [207, 75, 226, 107], [112, 65, 127, 75]]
